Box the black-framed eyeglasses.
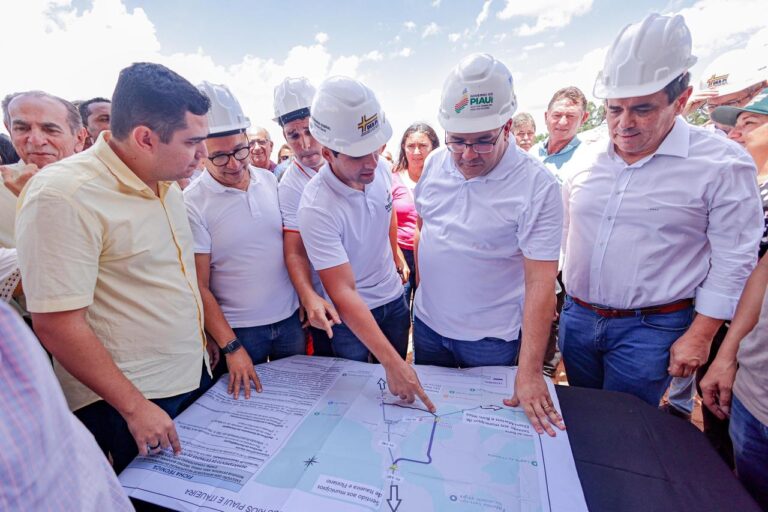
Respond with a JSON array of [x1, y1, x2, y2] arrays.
[[208, 146, 251, 167], [445, 129, 504, 154]]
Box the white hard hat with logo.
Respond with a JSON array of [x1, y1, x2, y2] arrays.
[[698, 48, 766, 97], [594, 13, 697, 99], [197, 81, 250, 137], [273, 77, 316, 126], [438, 53, 517, 133], [309, 76, 392, 158]]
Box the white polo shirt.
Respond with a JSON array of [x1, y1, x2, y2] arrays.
[[414, 145, 562, 342], [184, 167, 299, 328], [278, 158, 324, 296], [562, 117, 762, 318], [297, 159, 403, 310]]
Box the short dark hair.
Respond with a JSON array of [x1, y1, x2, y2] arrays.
[[394, 122, 440, 173], [0, 134, 19, 165], [110, 62, 210, 143], [663, 72, 691, 104], [547, 86, 588, 112], [79, 97, 111, 125], [2, 91, 82, 134]]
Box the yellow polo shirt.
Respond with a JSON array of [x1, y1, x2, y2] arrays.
[[0, 161, 25, 248], [16, 133, 209, 412]]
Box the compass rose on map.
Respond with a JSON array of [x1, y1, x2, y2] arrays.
[[303, 455, 319, 468]]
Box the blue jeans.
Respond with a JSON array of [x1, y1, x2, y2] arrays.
[[401, 249, 417, 319], [233, 309, 305, 364], [730, 395, 768, 510], [331, 294, 410, 362], [413, 316, 519, 368], [74, 362, 213, 474], [558, 295, 694, 406]]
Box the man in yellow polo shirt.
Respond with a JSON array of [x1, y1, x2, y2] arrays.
[[15, 62, 213, 474]]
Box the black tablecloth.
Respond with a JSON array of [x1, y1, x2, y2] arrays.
[[556, 385, 761, 512]]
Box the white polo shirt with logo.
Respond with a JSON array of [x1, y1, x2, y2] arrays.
[[297, 159, 403, 310], [184, 167, 299, 328], [278, 158, 325, 296], [414, 145, 563, 341]]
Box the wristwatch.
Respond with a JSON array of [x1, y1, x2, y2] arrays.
[[221, 337, 243, 355]]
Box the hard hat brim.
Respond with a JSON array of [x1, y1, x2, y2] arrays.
[[438, 112, 511, 134], [593, 58, 696, 99]]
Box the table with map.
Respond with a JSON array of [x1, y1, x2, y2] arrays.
[[119, 356, 588, 512]]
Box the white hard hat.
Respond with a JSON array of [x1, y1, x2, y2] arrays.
[[309, 76, 392, 158], [698, 48, 765, 97], [197, 81, 250, 137], [594, 13, 697, 99], [273, 77, 316, 126], [438, 53, 517, 133]]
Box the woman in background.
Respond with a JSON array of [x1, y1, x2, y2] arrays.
[[391, 123, 439, 316]]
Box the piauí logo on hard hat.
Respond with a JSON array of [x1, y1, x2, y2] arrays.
[[455, 88, 469, 113], [358, 114, 379, 136], [706, 73, 729, 89]]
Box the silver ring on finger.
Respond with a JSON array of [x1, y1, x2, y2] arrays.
[[147, 441, 161, 451]]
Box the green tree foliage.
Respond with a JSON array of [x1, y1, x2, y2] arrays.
[[578, 101, 606, 133]]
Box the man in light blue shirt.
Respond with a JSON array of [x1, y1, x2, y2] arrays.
[[532, 86, 589, 181]]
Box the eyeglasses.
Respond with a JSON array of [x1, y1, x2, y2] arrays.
[[208, 146, 251, 167], [445, 129, 504, 154]]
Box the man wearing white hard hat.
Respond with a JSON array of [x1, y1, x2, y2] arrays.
[[274, 77, 340, 357], [685, 48, 767, 133], [414, 53, 565, 436], [184, 82, 303, 400], [560, 13, 762, 411], [297, 76, 434, 412]]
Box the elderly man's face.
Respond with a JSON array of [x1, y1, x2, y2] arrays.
[[513, 122, 536, 152], [249, 128, 273, 168], [6, 95, 84, 168], [85, 102, 111, 141], [606, 87, 691, 165], [544, 98, 587, 149]]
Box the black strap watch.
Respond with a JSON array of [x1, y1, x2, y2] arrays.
[[221, 337, 243, 355]]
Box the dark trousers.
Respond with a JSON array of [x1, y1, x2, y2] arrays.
[[74, 363, 213, 474]]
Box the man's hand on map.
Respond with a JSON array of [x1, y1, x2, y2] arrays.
[[504, 372, 565, 437], [226, 348, 263, 399], [385, 359, 436, 413], [125, 399, 182, 456], [299, 293, 341, 338]]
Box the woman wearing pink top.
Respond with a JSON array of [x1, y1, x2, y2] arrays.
[[391, 123, 440, 315]]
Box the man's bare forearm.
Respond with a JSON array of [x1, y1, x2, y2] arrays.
[[284, 232, 322, 302], [199, 286, 236, 347], [517, 280, 555, 376], [33, 310, 146, 415]]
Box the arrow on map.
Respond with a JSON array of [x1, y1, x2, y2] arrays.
[[378, 378, 387, 391], [480, 405, 503, 411], [387, 484, 401, 512]]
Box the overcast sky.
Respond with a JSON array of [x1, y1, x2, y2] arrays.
[[2, 0, 766, 153]]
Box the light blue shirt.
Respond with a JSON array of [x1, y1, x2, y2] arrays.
[[532, 135, 582, 181]]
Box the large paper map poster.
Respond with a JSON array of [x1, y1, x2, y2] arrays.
[[120, 356, 588, 511]]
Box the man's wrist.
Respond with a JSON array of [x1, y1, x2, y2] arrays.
[[221, 337, 243, 355]]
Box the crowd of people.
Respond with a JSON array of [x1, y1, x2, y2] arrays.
[[1, 11, 767, 511]]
